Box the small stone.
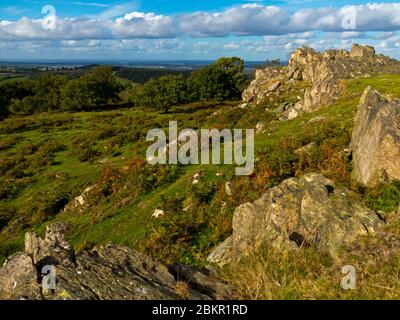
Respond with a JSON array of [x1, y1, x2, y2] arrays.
[[225, 182, 233, 196], [152, 209, 165, 218], [307, 116, 326, 124]]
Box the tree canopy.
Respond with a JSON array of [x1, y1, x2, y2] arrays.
[[129, 57, 248, 112], [61, 66, 123, 111], [0, 57, 248, 118]]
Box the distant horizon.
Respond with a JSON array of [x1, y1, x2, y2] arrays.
[[0, 59, 276, 71], [0, 1, 400, 60], [0, 59, 268, 63]]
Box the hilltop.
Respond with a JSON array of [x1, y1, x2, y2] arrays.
[[0, 44, 400, 299]]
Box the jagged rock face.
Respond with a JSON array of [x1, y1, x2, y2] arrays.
[[25, 222, 75, 268], [0, 223, 231, 300], [242, 44, 400, 119], [227, 173, 382, 261], [242, 67, 286, 103], [350, 87, 400, 187], [350, 44, 375, 59]]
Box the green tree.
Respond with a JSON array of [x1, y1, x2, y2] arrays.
[[188, 57, 248, 101], [61, 66, 122, 111], [9, 75, 68, 114], [132, 74, 187, 113], [0, 79, 34, 117]]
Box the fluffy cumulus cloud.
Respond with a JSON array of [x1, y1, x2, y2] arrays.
[[0, 12, 176, 41], [112, 12, 177, 38], [1, 3, 400, 41], [2, 3, 400, 59], [180, 3, 400, 37]]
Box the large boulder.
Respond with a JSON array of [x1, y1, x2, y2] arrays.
[[229, 173, 382, 261], [350, 87, 400, 187], [0, 223, 231, 300]]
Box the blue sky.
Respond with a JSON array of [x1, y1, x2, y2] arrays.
[[0, 1, 400, 60]]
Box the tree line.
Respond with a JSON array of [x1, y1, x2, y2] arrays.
[[0, 57, 248, 119]]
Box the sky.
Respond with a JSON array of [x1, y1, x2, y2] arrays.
[[0, 0, 400, 61]]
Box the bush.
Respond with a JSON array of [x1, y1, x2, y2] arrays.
[[190, 181, 217, 204], [29, 186, 74, 224], [70, 136, 100, 163], [0, 203, 16, 230]]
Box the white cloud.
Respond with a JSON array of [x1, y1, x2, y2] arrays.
[[223, 42, 240, 50], [0, 13, 176, 40], [112, 12, 177, 38], [180, 3, 400, 37], [0, 3, 400, 42]]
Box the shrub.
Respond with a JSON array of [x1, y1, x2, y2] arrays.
[[190, 181, 217, 204], [0, 203, 16, 230], [70, 136, 100, 163]]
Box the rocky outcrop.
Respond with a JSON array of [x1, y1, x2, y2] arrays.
[[350, 87, 400, 187], [349, 44, 375, 59], [242, 68, 286, 104], [208, 173, 383, 264], [242, 44, 400, 120], [25, 222, 75, 268], [0, 223, 231, 300]]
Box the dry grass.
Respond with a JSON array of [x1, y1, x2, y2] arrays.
[[174, 280, 190, 299], [222, 239, 400, 300]]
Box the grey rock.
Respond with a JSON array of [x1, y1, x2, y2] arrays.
[[0, 223, 232, 300], [350, 44, 375, 59], [25, 222, 75, 267], [267, 81, 281, 92], [307, 116, 326, 125], [350, 87, 400, 187], [242, 44, 400, 114], [231, 173, 382, 261], [207, 236, 233, 268], [255, 122, 265, 134], [168, 264, 232, 299], [295, 142, 317, 157], [0, 253, 41, 300]]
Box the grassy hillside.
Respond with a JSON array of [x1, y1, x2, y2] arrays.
[[1, 74, 400, 298]]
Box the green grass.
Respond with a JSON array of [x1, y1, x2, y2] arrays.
[[1, 74, 400, 296]]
